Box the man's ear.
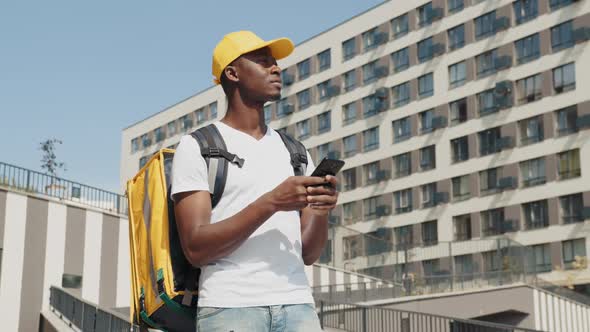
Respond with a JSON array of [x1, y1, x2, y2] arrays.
[[223, 65, 239, 83]]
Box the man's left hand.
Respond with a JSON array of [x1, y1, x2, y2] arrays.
[[305, 175, 339, 216]]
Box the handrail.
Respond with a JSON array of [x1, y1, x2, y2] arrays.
[[0, 161, 127, 215]]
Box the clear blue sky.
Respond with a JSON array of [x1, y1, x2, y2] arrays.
[[0, 0, 384, 193]]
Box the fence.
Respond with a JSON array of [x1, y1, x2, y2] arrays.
[[49, 286, 139, 332], [0, 161, 127, 215], [316, 299, 543, 332]]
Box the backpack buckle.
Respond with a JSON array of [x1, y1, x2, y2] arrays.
[[207, 147, 221, 158], [231, 155, 245, 168]]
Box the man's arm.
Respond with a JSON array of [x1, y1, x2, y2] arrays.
[[300, 175, 339, 265], [174, 176, 328, 267]]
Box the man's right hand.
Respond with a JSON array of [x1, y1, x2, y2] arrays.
[[262, 176, 328, 212]]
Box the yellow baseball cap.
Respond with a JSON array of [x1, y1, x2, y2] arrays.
[[212, 31, 294, 85]]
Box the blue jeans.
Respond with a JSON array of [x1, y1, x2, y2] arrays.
[[196, 304, 322, 332]]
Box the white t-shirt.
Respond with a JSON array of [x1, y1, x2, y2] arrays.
[[171, 121, 316, 307]]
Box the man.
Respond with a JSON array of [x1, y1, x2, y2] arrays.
[[171, 31, 339, 331]]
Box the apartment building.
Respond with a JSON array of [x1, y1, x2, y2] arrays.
[[121, 0, 590, 288]]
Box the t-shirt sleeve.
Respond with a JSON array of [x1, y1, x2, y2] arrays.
[[305, 150, 316, 176], [171, 135, 211, 201]]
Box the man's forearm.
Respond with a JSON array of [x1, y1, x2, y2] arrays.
[[300, 209, 329, 265]]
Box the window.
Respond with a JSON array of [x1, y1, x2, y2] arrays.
[[154, 127, 165, 143], [343, 102, 357, 125], [392, 82, 410, 107], [393, 152, 411, 178], [515, 34, 540, 64], [417, 2, 434, 27], [180, 114, 193, 131], [344, 70, 357, 92], [296, 119, 310, 140], [393, 117, 411, 142], [558, 149, 581, 179], [141, 133, 151, 148], [420, 145, 436, 171], [418, 73, 434, 98], [263, 104, 272, 124], [519, 116, 544, 145], [195, 108, 206, 124], [317, 81, 330, 102], [523, 200, 549, 229], [421, 183, 436, 208], [297, 89, 311, 110], [481, 208, 506, 236], [477, 89, 496, 116], [449, 61, 466, 88], [514, 0, 538, 24], [480, 168, 503, 196], [474, 11, 496, 39], [209, 102, 217, 119], [342, 38, 356, 61], [317, 143, 330, 161], [277, 98, 292, 118], [420, 109, 434, 133], [364, 162, 379, 185], [366, 229, 391, 255], [422, 221, 438, 246], [476, 49, 498, 77], [297, 59, 310, 80], [563, 239, 586, 269], [394, 189, 413, 214], [364, 196, 378, 219], [317, 49, 331, 71], [343, 169, 357, 191], [532, 244, 551, 272], [483, 251, 502, 272], [521, 157, 546, 187], [391, 13, 409, 38], [450, 98, 468, 125], [448, 0, 464, 13], [479, 127, 502, 156], [317, 111, 331, 134], [518, 74, 542, 103], [455, 254, 474, 276], [343, 202, 356, 224], [343, 134, 358, 157], [451, 136, 469, 162], [363, 95, 381, 118], [551, 21, 574, 51], [423, 259, 440, 276], [452, 175, 470, 201], [139, 156, 148, 169], [344, 235, 363, 259], [556, 106, 578, 135], [395, 225, 413, 246], [550, 0, 575, 10], [131, 138, 139, 152], [453, 214, 472, 241], [391, 48, 409, 73], [362, 60, 378, 84], [362, 28, 381, 51], [417, 37, 434, 63], [167, 121, 177, 138], [448, 24, 465, 50], [553, 62, 576, 93], [561, 193, 585, 223], [363, 127, 379, 151]]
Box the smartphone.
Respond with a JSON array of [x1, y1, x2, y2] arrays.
[[311, 158, 345, 178]]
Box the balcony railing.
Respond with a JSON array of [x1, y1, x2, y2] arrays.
[[0, 161, 127, 215]]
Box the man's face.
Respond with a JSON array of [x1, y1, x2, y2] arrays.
[[233, 47, 282, 102]]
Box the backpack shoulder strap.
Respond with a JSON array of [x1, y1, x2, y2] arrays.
[[277, 130, 308, 176], [190, 124, 244, 209]]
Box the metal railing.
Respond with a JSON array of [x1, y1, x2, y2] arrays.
[[0, 161, 127, 215], [316, 299, 543, 332], [49, 286, 140, 332]]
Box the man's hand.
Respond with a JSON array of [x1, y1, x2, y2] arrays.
[[305, 175, 339, 216], [263, 176, 328, 212]]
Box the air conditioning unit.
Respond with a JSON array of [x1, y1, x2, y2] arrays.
[[377, 169, 391, 181], [494, 56, 512, 70], [494, 17, 510, 32], [375, 32, 389, 45], [375, 227, 389, 238], [375, 99, 389, 112], [282, 73, 294, 86], [498, 136, 514, 150], [428, 7, 444, 21], [573, 27, 590, 43], [282, 104, 294, 115], [498, 177, 517, 189], [575, 114, 590, 129], [327, 85, 341, 97], [434, 192, 449, 204], [375, 87, 388, 99], [375, 66, 389, 78], [376, 205, 392, 217], [432, 116, 448, 129], [430, 43, 445, 56]]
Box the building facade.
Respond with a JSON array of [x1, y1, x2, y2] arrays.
[[121, 0, 590, 288]]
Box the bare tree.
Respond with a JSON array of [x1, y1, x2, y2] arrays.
[[39, 139, 66, 178]]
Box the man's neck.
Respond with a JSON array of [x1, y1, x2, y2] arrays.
[[221, 93, 268, 140]]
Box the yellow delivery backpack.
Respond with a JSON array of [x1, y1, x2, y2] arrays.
[[126, 124, 309, 331]]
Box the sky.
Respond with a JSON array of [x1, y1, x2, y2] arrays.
[[0, 0, 385, 193]]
